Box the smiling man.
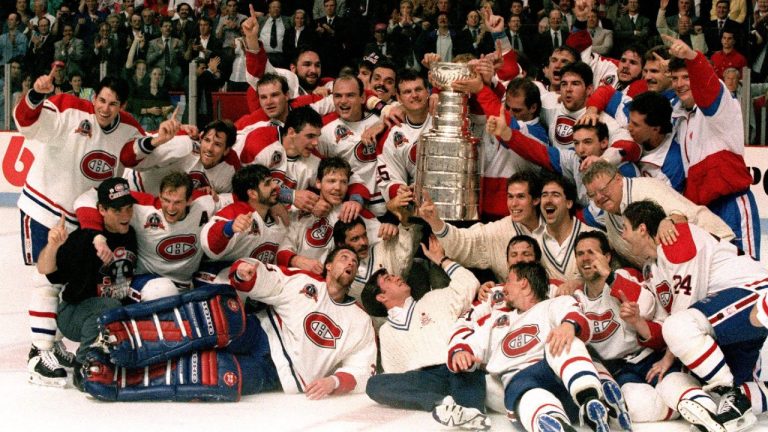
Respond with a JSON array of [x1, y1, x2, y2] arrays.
[[15, 72, 182, 386]]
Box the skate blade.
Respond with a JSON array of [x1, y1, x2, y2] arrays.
[[27, 373, 67, 388], [677, 400, 726, 432], [722, 411, 757, 432]]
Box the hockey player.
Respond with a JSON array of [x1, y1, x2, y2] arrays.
[[199, 164, 286, 282], [362, 219, 486, 429], [276, 157, 380, 274], [128, 120, 241, 195], [318, 75, 384, 217], [581, 161, 733, 268], [76, 172, 219, 297], [621, 199, 768, 431], [445, 261, 614, 432], [425, 171, 545, 283], [81, 247, 377, 401], [239, 106, 324, 213], [665, 34, 760, 260], [16, 69, 184, 384], [36, 178, 138, 386]]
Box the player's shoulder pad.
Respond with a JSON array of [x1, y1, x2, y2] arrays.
[[661, 223, 697, 264]]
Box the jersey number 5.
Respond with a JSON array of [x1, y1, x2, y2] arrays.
[[672, 274, 692, 296]]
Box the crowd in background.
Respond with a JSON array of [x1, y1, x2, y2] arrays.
[[1, 0, 768, 131]]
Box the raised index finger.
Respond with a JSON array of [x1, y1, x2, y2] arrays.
[[249, 3, 258, 19], [660, 34, 677, 45], [171, 105, 180, 122], [499, 103, 505, 118], [58, 213, 66, 227]]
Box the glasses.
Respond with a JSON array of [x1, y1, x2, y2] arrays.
[[586, 172, 617, 200]]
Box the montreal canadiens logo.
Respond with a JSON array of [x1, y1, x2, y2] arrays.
[[655, 281, 673, 313], [188, 171, 211, 189], [306, 217, 332, 248], [501, 324, 540, 358], [80, 151, 117, 181], [250, 242, 278, 264], [554, 116, 576, 146], [304, 312, 343, 348], [334, 125, 354, 143], [226, 298, 240, 313], [586, 311, 620, 343], [223, 371, 238, 387], [156, 235, 198, 261], [354, 141, 377, 162]]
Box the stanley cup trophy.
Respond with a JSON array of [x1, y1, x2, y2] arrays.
[[413, 62, 482, 221]]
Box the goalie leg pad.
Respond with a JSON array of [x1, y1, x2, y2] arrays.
[[98, 284, 246, 367], [82, 349, 243, 402]]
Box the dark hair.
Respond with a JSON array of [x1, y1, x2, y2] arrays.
[[540, 172, 578, 217], [95, 76, 130, 104], [628, 92, 673, 134], [323, 246, 357, 277], [198, 16, 213, 26], [507, 234, 542, 261], [507, 171, 543, 199], [232, 164, 272, 202], [284, 105, 323, 134], [573, 121, 609, 142], [333, 216, 366, 247], [575, 231, 611, 255], [160, 171, 194, 199], [160, 16, 173, 26], [551, 45, 579, 63], [334, 74, 365, 96], [201, 120, 237, 148], [317, 156, 352, 181], [257, 72, 290, 95], [396, 68, 427, 94], [373, 59, 397, 76], [621, 44, 646, 68], [292, 46, 320, 66], [559, 61, 593, 87], [668, 57, 687, 73], [361, 268, 389, 317], [623, 200, 666, 238], [506, 78, 541, 117], [509, 262, 549, 301]]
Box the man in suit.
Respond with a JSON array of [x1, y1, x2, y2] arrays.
[[217, 0, 248, 49], [186, 16, 230, 82], [171, 2, 197, 46], [703, 0, 741, 52], [26, 16, 54, 78], [454, 9, 494, 57], [140, 7, 160, 40], [53, 23, 85, 81], [613, 0, 651, 54], [284, 9, 316, 62], [664, 0, 697, 30], [147, 18, 185, 89], [416, 12, 458, 62], [259, 0, 293, 68], [314, 0, 348, 77], [587, 9, 613, 56], [506, 14, 531, 57], [535, 9, 568, 68], [363, 23, 395, 63]]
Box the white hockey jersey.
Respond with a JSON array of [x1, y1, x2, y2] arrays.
[[14, 92, 150, 230], [201, 201, 287, 265], [319, 113, 385, 215], [276, 205, 381, 268], [448, 295, 591, 387], [376, 115, 431, 201], [127, 135, 241, 194], [228, 259, 376, 394]]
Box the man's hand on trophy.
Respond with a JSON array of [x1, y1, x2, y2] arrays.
[[421, 53, 442, 72], [417, 192, 444, 231], [486, 104, 513, 142], [451, 72, 483, 94], [469, 57, 495, 86]]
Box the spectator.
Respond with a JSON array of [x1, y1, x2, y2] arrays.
[[124, 58, 148, 96], [454, 9, 494, 56], [228, 24, 249, 91], [75, 0, 107, 48], [535, 9, 568, 68], [587, 9, 612, 56], [140, 7, 160, 40], [259, 0, 293, 68], [54, 23, 86, 84], [709, 0, 747, 23], [416, 12, 457, 62], [15, 0, 34, 31], [614, 0, 650, 54], [750, 0, 768, 81], [92, 21, 123, 83], [126, 13, 149, 61], [314, 0, 348, 77], [147, 17, 185, 89], [171, 1, 197, 46], [711, 30, 747, 79], [703, 0, 742, 52], [25, 16, 54, 78], [217, 0, 247, 49], [131, 66, 173, 131], [389, 0, 423, 70], [192, 56, 225, 128], [657, 3, 708, 54], [66, 71, 95, 101], [186, 16, 224, 62], [0, 12, 28, 65], [29, 0, 57, 34], [284, 9, 315, 62]]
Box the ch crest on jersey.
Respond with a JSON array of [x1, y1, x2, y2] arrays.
[[300, 283, 319, 302], [393, 131, 409, 148], [156, 235, 198, 261], [655, 281, 673, 313], [554, 116, 576, 145], [74, 119, 93, 137], [304, 312, 343, 348], [501, 324, 540, 358], [144, 213, 165, 230], [306, 217, 333, 247], [81, 150, 117, 181], [269, 150, 283, 168], [250, 242, 278, 264], [334, 125, 354, 143], [585, 311, 620, 343], [189, 171, 211, 190], [354, 141, 377, 162]]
